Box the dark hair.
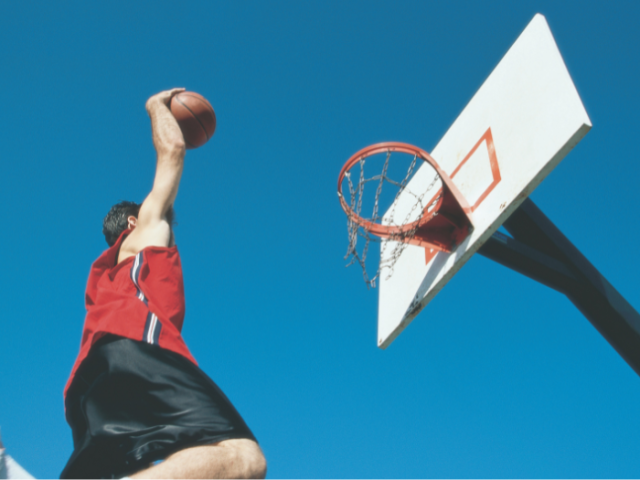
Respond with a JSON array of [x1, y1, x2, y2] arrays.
[[102, 201, 176, 247], [103, 201, 141, 246]]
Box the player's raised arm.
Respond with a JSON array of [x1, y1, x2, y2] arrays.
[[142, 88, 186, 225], [119, 88, 186, 261]]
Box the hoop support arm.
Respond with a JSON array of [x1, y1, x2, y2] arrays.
[[478, 198, 640, 376]]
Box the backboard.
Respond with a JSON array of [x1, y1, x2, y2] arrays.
[[377, 14, 591, 348]]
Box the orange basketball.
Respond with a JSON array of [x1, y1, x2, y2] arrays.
[[170, 91, 216, 149]]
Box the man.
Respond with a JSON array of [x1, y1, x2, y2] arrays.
[[61, 89, 266, 479]]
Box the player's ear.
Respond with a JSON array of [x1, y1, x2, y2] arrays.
[[127, 216, 137, 229]]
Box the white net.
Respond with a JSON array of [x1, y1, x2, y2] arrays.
[[342, 149, 442, 288]]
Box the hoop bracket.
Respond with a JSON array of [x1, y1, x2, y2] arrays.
[[338, 142, 473, 253]]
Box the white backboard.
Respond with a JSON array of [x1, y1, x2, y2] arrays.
[[378, 14, 591, 348]]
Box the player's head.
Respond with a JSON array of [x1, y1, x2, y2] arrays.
[[102, 201, 176, 246], [103, 201, 141, 246]]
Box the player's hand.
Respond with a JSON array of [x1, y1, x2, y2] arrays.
[[146, 88, 186, 113]]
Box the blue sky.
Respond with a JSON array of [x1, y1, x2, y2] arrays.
[[1, 1, 639, 478]]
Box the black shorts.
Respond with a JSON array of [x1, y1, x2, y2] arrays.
[[61, 335, 256, 479]]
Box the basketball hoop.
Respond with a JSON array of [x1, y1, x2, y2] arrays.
[[337, 142, 473, 286]]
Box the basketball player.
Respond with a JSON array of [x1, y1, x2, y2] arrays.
[[61, 88, 266, 479]]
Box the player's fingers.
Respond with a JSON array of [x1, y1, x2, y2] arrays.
[[155, 88, 185, 106], [160, 88, 185, 104], [167, 88, 186, 97]]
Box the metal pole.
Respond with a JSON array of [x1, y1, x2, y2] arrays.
[[478, 198, 640, 376]]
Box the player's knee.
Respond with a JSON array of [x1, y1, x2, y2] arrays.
[[224, 438, 266, 479], [246, 446, 267, 479], [241, 439, 267, 479]]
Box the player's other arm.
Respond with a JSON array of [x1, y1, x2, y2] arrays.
[[119, 88, 185, 261]]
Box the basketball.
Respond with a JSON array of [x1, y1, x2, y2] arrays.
[[170, 91, 216, 149]]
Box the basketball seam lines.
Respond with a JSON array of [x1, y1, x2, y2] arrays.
[[182, 93, 215, 115], [175, 96, 210, 141], [181, 94, 215, 131]]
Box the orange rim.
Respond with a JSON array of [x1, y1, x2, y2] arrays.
[[337, 142, 448, 241]]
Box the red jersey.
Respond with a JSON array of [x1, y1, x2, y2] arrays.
[[65, 230, 198, 398]]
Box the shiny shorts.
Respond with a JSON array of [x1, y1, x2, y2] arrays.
[[61, 335, 256, 479]]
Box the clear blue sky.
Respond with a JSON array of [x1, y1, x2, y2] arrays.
[[1, 1, 639, 478]]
